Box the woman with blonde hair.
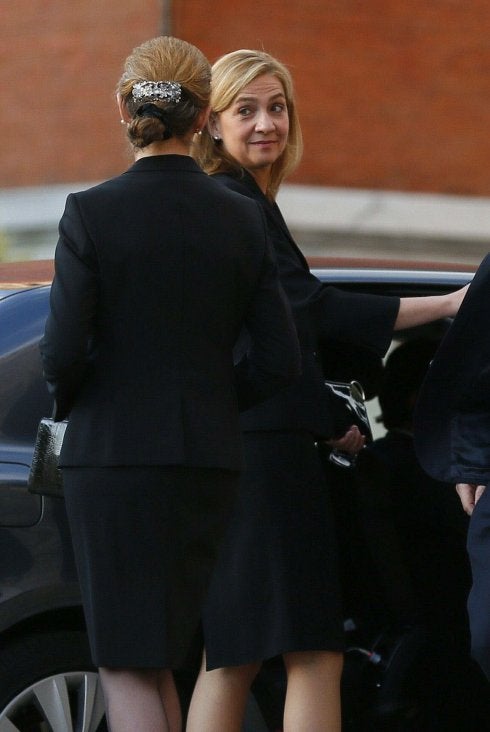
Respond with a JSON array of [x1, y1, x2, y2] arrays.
[[40, 37, 300, 732], [188, 49, 467, 731]]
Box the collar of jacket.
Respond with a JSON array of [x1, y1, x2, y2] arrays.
[[128, 154, 204, 174], [213, 168, 309, 270]]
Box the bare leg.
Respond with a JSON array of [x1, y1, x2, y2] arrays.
[[157, 670, 182, 731], [99, 667, 182, 732], [186, 652, 261, 732], [283, 650, 343, 732]]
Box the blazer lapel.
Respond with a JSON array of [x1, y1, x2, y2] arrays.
[[237, 171, 310, 271]]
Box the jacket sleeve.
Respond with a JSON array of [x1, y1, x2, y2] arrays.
[[40, 194, 99, 421], [309, 285, 399, 357], [215, 172, 400, 358], [234, 240, 301, 411], [451, 411, 490, 485], [450, 363, 490, 483]]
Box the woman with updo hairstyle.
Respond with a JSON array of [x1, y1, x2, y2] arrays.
[[188, 49, 468, 731], [117, 35, 210, 149], [39, 36, 300, 732]]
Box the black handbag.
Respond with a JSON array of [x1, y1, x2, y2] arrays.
[[28, 417, 68, 497], [324, 379, 372, 468]]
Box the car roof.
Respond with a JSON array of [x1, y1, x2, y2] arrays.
[[309, 256, 475, 286], [0, 256, 475, 296], [0, 260, 54, 298], [307, 256, 475, 272]]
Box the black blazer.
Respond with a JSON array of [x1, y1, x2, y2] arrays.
[[213, 170, 399, 437], [40, 155, 300, 470], [414, 255, 489, 485]]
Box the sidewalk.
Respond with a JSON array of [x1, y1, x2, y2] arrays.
[[1, 182, 490, 264]]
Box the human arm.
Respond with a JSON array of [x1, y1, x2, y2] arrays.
[[40, 194, 99, 420], [311, 282, 469, 354], [214, 172, 471, 348], [455, 483, 486, 516], [394, 285, 469, 331]]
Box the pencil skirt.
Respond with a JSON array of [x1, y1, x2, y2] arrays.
[[203, 431, 345, 669], [62, 465, 239, 669]]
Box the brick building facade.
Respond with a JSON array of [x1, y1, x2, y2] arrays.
[[3, 1, 490, 261], [2, 0, 163, 188], [175, 1, 490, 197]]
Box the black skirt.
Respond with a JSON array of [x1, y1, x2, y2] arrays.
[[202, 431, 345, 670], [63, 465, 239, 669]]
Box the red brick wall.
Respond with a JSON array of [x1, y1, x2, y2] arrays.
[[4, 1, 490, 197], [174, 1, 490, 195], [2, 0, 163, 187]]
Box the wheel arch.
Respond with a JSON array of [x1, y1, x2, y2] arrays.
[[0, 584, 86, 643]]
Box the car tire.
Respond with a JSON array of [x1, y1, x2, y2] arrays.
[[0, 629, 107, 731]]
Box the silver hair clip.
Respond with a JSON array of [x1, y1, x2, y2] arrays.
[[132, 81, 182, 104]]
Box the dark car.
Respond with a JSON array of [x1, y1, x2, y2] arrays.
[[0, 257, 488, 732]]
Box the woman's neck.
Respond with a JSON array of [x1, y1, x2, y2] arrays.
[[134, 139, 191, 159], [247, 166, 271, 195]]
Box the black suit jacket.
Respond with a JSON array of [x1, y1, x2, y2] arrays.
[[213, 170, 399, 437], [414, 255, 488, 485], [40, 155, 300, 470]]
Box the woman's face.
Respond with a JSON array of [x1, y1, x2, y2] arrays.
[[213, 73, 289, 186]]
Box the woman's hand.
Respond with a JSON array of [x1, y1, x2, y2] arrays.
[[325, 425, 366, 456], [456, 483, 486, 516]]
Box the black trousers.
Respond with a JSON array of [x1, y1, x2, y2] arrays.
[[467, 482, 490, 680]]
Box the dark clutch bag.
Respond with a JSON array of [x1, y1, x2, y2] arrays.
[[324, 380, 372, 468], [28, 418, 68, 497]]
